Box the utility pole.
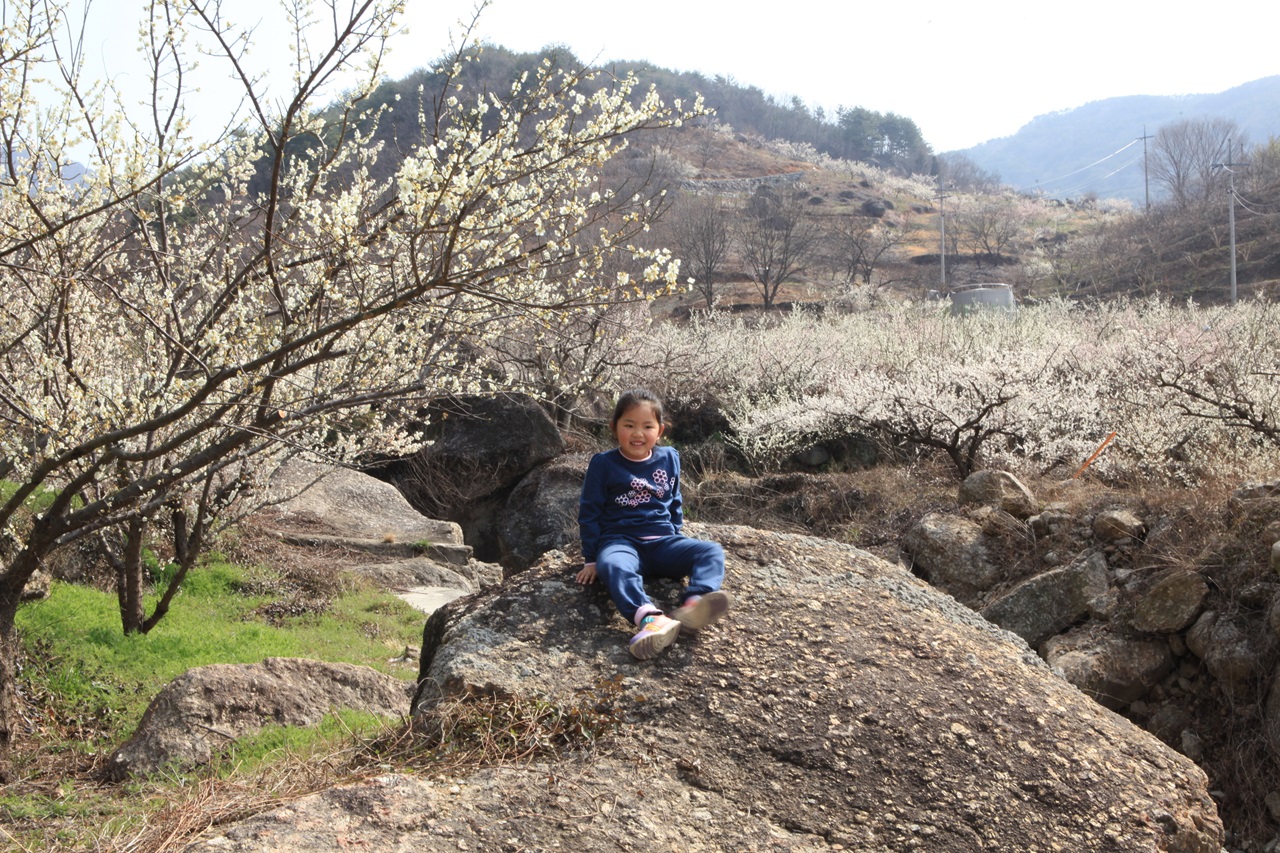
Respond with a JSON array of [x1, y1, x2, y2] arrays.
[[935, 183, 949, 291], [1228, 163, 1238, 306], [1213, 138, 1245, 306], [1139, 127, 1154, 212]]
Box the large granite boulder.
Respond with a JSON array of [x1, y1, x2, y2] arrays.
[[376, 393, 565, 560], [495, 452, 590, 572], [183, 525, 1223, 852]]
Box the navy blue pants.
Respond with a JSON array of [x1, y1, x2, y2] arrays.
[[595, 534, 725, 623]]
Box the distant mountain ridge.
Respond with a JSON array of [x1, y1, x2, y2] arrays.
[[954, 76, 1280, 203]]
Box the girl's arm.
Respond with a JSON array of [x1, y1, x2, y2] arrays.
[[578, 455, 606, 564], [669, 449, 684, 533]]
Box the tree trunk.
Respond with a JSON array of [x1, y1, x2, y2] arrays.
[[116, 517, 146, 635], [138, 504, 206, 634], [0, 547, 43, 781], [0, 608, 19, 782]]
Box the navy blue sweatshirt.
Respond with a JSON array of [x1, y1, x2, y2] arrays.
[[578, 446, 684, 563]]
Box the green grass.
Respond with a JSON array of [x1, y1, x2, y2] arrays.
[[0, 479, 64, 514], [15, 557, 423, 744], [220, 708, 392, 774], [5, 552, 428, 851]]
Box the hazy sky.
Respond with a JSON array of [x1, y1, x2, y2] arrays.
[[73, 0, 1280, 154]]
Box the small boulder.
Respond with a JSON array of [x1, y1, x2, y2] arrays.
[[1029, 505, 1073, 537], [1227, 479, 1280, 523], [350, 556, 477, 592], [1232, 480, 1280, 502], [1130, 571, 1209, 633], [793, 445, 832, 468], [106, 658, 413, 779], [1043, 626, 1175, 710], [980, 552, 1109, 647], [1093, 509, 1146, 544], [1263, 519, 1280, 545], [958, 470, 1039, 519], [21, 568, 50, 601], [1187, 611, 1277, 697], [902, 513, 1000, 604]]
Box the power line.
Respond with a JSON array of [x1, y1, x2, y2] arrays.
[[1033, 139, 1140, 188], [1234, 193, 1280, 216], [1051, 153, 1143, 198]]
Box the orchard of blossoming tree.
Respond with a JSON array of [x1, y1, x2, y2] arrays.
[[622, 298, 1280, 483]]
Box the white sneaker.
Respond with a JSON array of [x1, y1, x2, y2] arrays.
[[673, 590, 731, 634], [629, 613, 680, 659]]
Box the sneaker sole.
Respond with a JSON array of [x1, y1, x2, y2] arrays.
[[674, 590, 731, 634], [629, 618, 680, 660]]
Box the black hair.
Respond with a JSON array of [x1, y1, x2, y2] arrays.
[[610, 388, 667, 430]]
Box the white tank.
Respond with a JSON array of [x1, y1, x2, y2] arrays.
[[949, 283, 1015, 316]]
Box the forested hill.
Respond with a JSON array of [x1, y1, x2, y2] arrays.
[[954, 75, 1280, 203], [360, 44, 935, 175]]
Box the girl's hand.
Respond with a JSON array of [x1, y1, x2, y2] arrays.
[[576, 562, 598, 584]]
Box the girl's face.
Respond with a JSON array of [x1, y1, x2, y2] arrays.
[[613, 402, 665, 461]]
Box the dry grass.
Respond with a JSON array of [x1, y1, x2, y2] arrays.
[[354, 679, 628, 778], [690, 455, 958, 563], [3, 660, 632, 852], [0, 738, 369, 852]]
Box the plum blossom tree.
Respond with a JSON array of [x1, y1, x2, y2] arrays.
[[1140, 301, 1280, 448], [0, 0, 700, 770]]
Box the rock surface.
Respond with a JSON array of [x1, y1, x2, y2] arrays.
[[253, 460, 498, 614], [262, 457, 465, 552], [496, 452, 590, 572], [1130, 571, 1209, 634], [1092, 508, 1146, 544], [109, 658, 414, 779], [187, 525, 1223, 852], [980, 551, 1109, 647], [1042, 624, 1176, 710], [957, 469, 1039, 519], [374, 393, 565, 560], [902, 512, 1000, 604]]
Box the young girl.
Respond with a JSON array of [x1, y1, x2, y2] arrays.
[[576, 389, 729, 659]]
